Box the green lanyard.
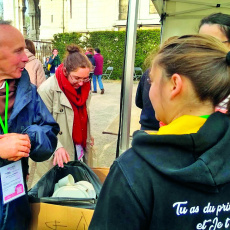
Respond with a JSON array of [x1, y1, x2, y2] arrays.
[[199, 115, 210, 119], [0, 81, 9, 134]]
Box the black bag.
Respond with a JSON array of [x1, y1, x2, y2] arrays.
[[43, 65, 50, 76], [45, 69, 50, 76], [28, 161, 102, 209]]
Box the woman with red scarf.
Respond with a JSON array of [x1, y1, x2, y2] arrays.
[[28, 45, 94, 187]]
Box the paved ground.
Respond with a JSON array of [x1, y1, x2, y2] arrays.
[[90, 80, 140, 168]]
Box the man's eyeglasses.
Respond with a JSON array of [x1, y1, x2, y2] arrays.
[[69, 74, 90, 83]]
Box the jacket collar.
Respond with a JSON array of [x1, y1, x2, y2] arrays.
[[53, 75, 72, 109], [9, 69, 32, 121], [147, 115, 207, 135]]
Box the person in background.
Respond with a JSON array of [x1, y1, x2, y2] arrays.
[[48, 48, 61, 76], [89, 34, 230, 229], [199, 12, 230, 111], [0, 21, 59, 230], [44, 56, 51, 78], [135, 69, 160, 130], [24, 39, 46, 87], [45, 57, 50, 67], [92, 48, 104, 94], [85, 47, 95, 90], [29, 45, 94, 187]]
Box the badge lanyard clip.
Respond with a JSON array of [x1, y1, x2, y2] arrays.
[[0, 81, 9, 134]]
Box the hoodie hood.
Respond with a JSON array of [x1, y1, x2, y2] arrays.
[[132, 112, 230, 193]]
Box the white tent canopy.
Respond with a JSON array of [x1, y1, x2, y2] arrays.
[[152, 0, 230, 42], [118, 0, 230, 156]]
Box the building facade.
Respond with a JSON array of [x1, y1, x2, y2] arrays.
[[3, 0, 160, 41]]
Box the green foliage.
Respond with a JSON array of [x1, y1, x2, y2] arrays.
[[52, 32, 85, 61], [52, 29, 161, 79], [136, 30, 161, 71], [89, 31, 126, 79]]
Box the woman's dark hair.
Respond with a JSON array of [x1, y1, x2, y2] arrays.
[[25, 39, 36, 56], [94, 48, 100, 53], [199, 13, 230, 41], [63, 45, 92, 74]]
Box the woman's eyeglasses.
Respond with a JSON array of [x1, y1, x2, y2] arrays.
[[69, 74, 90, 83]]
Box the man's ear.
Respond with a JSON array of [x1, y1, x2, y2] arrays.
[[170, 73, 183, 99]]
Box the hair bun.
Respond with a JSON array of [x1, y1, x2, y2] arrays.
[[67, 45, 81, 54], [227, 51, 230, 66]]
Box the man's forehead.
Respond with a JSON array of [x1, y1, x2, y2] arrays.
[[0, 25, 22, 38], [0, 25, 24, 48], [0, 24, 16, 35]]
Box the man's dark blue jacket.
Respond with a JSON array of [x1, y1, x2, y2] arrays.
[[0, 70, 59, 230]]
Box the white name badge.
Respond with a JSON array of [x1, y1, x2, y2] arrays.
[[0, 161, 25, 204]]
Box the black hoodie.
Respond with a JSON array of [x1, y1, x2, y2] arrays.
[[90, 112, 230, 230]]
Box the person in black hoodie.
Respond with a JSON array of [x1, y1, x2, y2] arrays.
[[135, 69, 160, 130], [89, 34, 230, 230]]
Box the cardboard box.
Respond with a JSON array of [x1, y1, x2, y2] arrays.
[[91, 167, 110, 183], [30, 203, 94, 230], [30, 167, 110, 230]]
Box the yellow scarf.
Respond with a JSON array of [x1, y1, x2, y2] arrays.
[[147, 115, 207, 135]]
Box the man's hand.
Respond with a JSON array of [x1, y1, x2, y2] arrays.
[[0, 133, 31, 161], [53, 147, 70, 168]]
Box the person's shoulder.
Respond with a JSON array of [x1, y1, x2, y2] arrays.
[[116, 147, 139, 166], [139, 69, 150, 87], [25, 49, 34, 59], [38, 75, 57, 91], [142, 69, 150, 79], [18, 72, 38, 97], [31, 58, 43, 67], [112, 146, 149, 186]]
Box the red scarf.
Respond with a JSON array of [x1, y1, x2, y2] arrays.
[[56, 64, 90, 148]]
